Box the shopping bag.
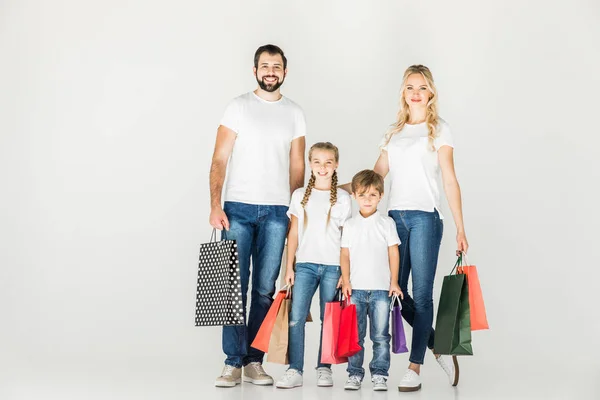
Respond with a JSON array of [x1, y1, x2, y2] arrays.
[[320, 290, 347, 364], [390, 294, 408, 354], [251, 286, 289, 352], [457, 254, 489, 331], [434, 255, 473, 355], [195, 229, 244, 326], [267, 296, 291, 364], [337, 296, 362, 358]]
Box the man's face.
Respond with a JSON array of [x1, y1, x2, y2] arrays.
[[254, 52, 286, 92]]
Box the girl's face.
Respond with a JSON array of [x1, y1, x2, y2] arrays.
[[309, 149, 338, 182], [403, 73, 432, 109]]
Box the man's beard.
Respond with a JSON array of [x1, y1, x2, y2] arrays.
[[256, 75, 284, 92]]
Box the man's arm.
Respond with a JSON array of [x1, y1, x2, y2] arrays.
[[209, 125, 236, 230], [289, 136, 306, 194]]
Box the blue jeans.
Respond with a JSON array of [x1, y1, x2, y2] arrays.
[[388, 210, 443, 365], [288, 262, 341, 373], [347, 290, 391, 379], [221, 201, 288, 368]]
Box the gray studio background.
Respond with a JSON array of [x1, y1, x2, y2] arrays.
[[1, 0, 599, 399]]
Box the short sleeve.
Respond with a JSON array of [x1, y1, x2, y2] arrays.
[[286, 189, 303, 219], [292, 107, 307, 140], [386, 218, 401, 246], [341, 220, 352, 248], [378, 132, 390, 151], [220, 99, 242, 134], [434, 121, 454, 151], [338, 194, 353, 227]]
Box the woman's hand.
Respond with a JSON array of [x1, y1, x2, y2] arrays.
[[284, 267, 295, 286], [456, 231, 469, 255]]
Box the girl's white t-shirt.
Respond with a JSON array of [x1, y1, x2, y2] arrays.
[[287, 187, 352, 266], [380, 118, 454, 218]]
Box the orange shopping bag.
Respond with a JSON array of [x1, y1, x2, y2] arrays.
[[251, 287, 289, 352], [458, 254, 489, 331]]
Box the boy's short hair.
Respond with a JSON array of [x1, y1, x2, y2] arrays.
[[351, 169, 384, 195]]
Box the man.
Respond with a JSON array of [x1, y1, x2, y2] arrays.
[[209, 44, 306, 388]]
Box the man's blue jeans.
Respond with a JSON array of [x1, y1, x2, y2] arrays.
[[347, 290, 391, 379], [388, 209, 443, 365], [287, 262, 341, 373], [221, 201, 288, 368]]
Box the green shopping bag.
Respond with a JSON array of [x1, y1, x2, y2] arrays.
[[434, 255, 473, 355]]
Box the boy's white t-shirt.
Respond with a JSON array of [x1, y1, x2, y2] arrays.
[[288, 187, 352, 266], [341, 210, 401, 290], [220, 92, 306, 206], [380, 118, 454, 218]]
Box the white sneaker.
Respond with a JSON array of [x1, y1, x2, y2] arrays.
[[344, 375, 361, 390], [436, 355, 459, 386], [275, 369, 303, 389], [316, 367, 333, 387], [243, 362, 274, 385], [398, 369, 422, 392], [372, 375, 387, 391]]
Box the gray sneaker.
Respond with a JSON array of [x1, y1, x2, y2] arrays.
[[215, 365, 241, 388], [372, 375, 388, 391], [344, 375, 362, 390], [243, 362, 274, 385], [316, 367, 333, 387]]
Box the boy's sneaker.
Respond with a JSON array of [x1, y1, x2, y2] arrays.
[[316, 367, 333, 387], [243, 362, 274, 385], [436, 355, 459, 386], [398, 369, 422, 392], [275, 369, 303, 389], [344, 375, 362, 390], [372, 375, 388, 391], [214, 365, 241, 387]]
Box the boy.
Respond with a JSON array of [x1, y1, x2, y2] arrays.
[[340, 169, 403, 391]]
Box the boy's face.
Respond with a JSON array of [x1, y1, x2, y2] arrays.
[[353, 185, 382, 213]]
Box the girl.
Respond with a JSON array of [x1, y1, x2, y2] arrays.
[[275, 142, 352, 389]]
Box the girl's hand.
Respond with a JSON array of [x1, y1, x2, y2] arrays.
[[456, 231, 469, 256], [389, 283, 403, 299], [284, 268, 295, 286], [336, 276, 343, 289], [342, 281, 352, 298]]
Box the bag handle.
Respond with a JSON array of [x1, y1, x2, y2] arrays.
[[450, 253, 463, 275], [279, 284, 291, 299], [389, 294, 402, 310], [210, 228, 218, 243]]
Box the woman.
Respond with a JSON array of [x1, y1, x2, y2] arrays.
[[344, 65, 469, 392]]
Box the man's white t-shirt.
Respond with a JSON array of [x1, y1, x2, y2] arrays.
[[380, 118, 454, 218], [220, 92, 306, 206], [341, 211, 401, 290], [288, 188, 352, 266]]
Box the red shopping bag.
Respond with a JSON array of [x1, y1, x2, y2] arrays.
[[251, 287, 289, 352], [337, 296, 362, 358], [320, 291, 347, 364], [458, 257, 489, 331]]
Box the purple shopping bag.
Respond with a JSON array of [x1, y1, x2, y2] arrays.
[[391, 295, 408, 354]]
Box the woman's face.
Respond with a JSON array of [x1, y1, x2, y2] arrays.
[[309, 149, 338, 183], [403, 73, 432, 109]]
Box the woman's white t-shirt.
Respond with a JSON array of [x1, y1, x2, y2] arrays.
[[287, 187, 352, 266], [380, 118, 454, 218]]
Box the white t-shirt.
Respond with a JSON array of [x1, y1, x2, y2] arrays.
[[287, 187, 352, 266], [220, 92, 306, 206], [341, 211, 401, 290], [380, 118, 454, 218]]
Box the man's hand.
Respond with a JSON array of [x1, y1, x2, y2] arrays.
[[209, 207, 230, 230]]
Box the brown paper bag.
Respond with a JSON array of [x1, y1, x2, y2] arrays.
[[267, 297, 290, 364]]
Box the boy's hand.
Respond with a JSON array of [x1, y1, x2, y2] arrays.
[[284, 267, 295, 286], [389, 283, 403, 299], [342, 281, 352, 298]]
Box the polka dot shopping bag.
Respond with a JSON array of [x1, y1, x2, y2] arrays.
[[195, 229, 244, 326]]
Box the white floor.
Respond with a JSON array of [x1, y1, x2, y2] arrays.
[[2, 356, 598, 400]]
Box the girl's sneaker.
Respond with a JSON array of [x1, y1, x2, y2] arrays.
[[275, 369, 303, 389], [316, 367, 333, 387]]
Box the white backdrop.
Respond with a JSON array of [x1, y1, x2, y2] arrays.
[[1, 0, 599, 399]]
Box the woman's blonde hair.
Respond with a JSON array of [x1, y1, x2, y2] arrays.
[[381, 65, 439, 150], [300, 142, 339, 229]]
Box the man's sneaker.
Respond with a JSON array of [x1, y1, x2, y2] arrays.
[[275, 369, 303, 389], [398, 369, 421, 392], [316, 367, 333, 387], [344, 375, 362, 390], [372, 375, 388, 391], [436, 355, 459, 386], [214, 365, 241, 387], [243, 362, 274, 385]]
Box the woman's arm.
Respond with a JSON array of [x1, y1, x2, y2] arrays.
[[284, 215, 299, 285], [338, 150, 390, 193], [438, 146, 469, 254]]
